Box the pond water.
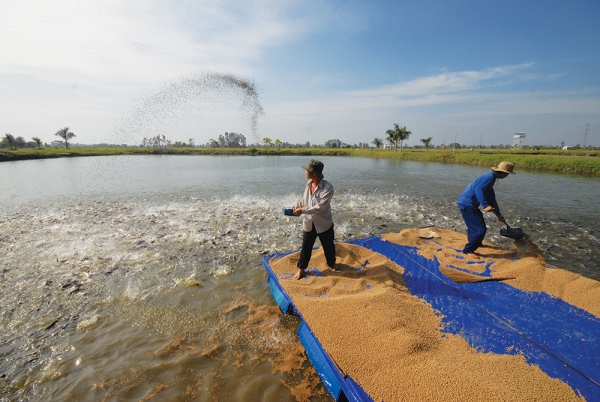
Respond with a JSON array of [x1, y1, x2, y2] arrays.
[[0, 155, 598, 401]]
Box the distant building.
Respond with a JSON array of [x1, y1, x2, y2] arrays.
[[562, 145, 572, 150]]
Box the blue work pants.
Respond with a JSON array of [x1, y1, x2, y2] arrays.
[[459, 205, 487, 253]]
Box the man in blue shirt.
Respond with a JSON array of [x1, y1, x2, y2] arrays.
[[457, 162, 515, 258]]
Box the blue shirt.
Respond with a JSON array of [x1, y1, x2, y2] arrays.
[[457, 171, 501, 214]]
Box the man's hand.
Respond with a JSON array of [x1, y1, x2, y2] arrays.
[[484, 206, 505, 223], [292, 207, 302, 215]]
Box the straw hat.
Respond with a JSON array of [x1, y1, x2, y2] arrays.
[[492, 161, 516, 174]]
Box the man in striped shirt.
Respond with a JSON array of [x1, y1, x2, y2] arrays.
[[292, 159, 336, 280]]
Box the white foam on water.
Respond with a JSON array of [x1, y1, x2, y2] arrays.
[[214, 265, 232, 276], [77, 315, 100, 330], [122, 281, 141, 300]]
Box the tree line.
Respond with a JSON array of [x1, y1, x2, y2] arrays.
[[1, 127, 75, 150], [3, 124, 596, 151], [370, 124, 434, 152]]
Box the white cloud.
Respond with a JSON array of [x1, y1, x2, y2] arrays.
[[260, 65, 600, 146], [269, 64, 598, 120], [0, 0, 336, 144], [349, 64, 535, 98], [1, 2, 597, 147], [0, 0, 323, 89]]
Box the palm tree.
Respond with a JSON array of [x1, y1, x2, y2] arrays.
[[275, 139, 281, 149], [386, 129, 396, 151], [372, 138, 383, 149], [393, 124, 411, 152], [55, 127, 76, 149], [32, 137, 43, 149], [263, 137, 272, 147], [420, 137, 433, 152], [3, 133, 16, 149]]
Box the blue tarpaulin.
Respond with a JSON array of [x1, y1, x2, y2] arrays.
[[263, 237, 600, 401]]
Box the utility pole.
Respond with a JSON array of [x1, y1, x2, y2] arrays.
[[480, 135, 483, 148], [583, 123, 590, 149], [453, 134, 458, 155]]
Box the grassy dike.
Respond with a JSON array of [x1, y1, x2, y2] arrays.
[[2, 147, 599, 176]]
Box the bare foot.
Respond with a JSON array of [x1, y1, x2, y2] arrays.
[[465, 253, 480, 259], [294, 269, 306, 280], [330, 265, 338, 272]]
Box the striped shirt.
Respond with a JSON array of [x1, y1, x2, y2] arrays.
[[294, 179, 334, 233]]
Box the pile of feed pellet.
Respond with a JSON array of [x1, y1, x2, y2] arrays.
[[268, 228, 595, 401], [383, 228, 600, 317]]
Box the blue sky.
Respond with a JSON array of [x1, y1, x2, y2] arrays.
[[1, 0, 599, 147]]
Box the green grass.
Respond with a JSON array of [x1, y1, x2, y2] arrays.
[[2, 147, 599, 176]]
